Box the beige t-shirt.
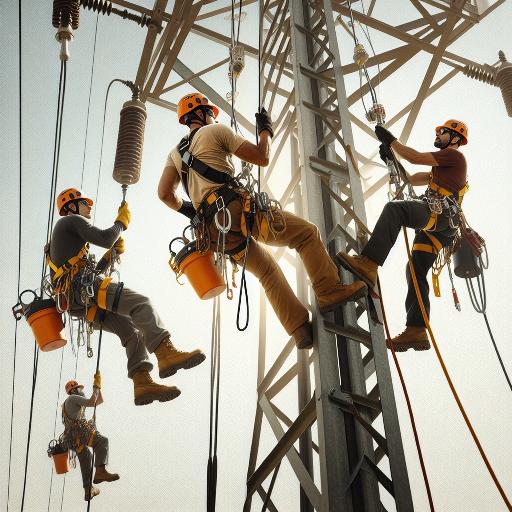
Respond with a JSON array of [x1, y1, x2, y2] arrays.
[[165, 123, 246, 208]]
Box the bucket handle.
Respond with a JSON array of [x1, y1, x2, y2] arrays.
[[12, 289, 38, 321], [169, 236, 187, 258]]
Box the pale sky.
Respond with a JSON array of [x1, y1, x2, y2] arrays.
[[1, 1, 511, 511]]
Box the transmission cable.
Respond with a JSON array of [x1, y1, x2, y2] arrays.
[[80, 12, 100, 189], [7, 2, 23, 509], [21, 57, 68, 512]]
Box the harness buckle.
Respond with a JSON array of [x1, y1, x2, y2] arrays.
[[182, 151, 194, 168]]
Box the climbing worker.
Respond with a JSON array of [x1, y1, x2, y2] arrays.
[[48, 188, 206, 405], [336, 120, 468, 351], [62, 375, 118, 501], [158, 92, 367, 349]]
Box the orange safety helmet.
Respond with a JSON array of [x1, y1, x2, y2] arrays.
[[57, 188, 93, 216], [435, 119, 468, 145], [177, 93, 219, 125], [65, 380, 84, 395]]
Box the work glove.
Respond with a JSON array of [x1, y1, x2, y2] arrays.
[[379, 143, 394, 163], [93, 371, 101, 390], [375, 125, 396, 146], [178, 200, 196, 220], [255, 107, 274, 138], [115, 202, 131, 230], [113, 237, 125, 256]]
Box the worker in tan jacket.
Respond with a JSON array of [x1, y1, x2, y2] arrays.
[[158, 93, 367, 349]]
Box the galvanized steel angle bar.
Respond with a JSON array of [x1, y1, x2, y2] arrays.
[[362, 456, 395, 497], [265, 360, 302, 401], [294, 23, 335, 68], [256, 487, 279, 512], [326, 223, 359, 253], [271, 403, 320, 453], [134, 0, 168, 94], [261, 0, 290, 58], [300, 64, 336, 87], [250, 396, 322, 509], [257, 337, 296, 396], [265, 39, 292, 110], [195, 0, 258, 20], [277, 169, 302, 208], [323, 321, 372, 349]]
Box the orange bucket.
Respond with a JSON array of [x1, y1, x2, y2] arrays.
[[14, 291, 67, 352], [52, 450, 69, 474], [171, 240, 226, 300]]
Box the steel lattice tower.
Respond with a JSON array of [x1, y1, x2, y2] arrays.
[[90, 1, 507, 509]]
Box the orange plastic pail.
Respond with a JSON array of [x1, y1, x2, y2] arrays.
[[52, 451, 69, 474], [25, 298, 67, 352], [176, 242, 226, 300]]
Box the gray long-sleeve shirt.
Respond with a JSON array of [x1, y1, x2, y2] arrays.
[[49, 215, 123, 275]]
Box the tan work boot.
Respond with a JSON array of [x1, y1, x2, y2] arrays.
[[132, 369, 181, 406], [155, 337, 206, 379], [84, 485, 100, 501], [292, 322, 313, 350], [336, 252, 379, 289], [317, 281, 368, 314], [388, 326, 430, 352], [93, 465, 120, 484]]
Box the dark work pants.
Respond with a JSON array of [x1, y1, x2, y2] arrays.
[[362, 200, 456, 327], [77, 432, 109, 488]]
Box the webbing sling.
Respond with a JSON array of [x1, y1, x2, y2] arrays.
[[177, 129, 234, 198], [47, 244, 89, 281]]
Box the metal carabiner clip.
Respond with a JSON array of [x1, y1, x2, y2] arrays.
[[214, 207, 232, 234]]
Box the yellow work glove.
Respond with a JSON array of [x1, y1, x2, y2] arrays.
[[113, 237, 125, 256], [115, 203, 131, 230], [93, 371, 101, 389]]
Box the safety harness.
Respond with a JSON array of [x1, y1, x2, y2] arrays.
[[61, 401, 96, 456]]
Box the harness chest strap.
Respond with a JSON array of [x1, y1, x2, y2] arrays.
[[429, 177, 469, 205], [47, 244, 90, 281]]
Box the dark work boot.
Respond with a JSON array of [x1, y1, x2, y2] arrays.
[[84, 485, 100, 501], [292, 321, 313, 350], [93, 465, 120, 484], [132, 370, 181, 406], [388, 326, 430, 352], [155, 337, 206, 379], [336, 252, 379, 289]]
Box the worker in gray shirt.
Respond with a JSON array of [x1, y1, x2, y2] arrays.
[[62, 375, 118, 501], [48, 188, 206, 405]]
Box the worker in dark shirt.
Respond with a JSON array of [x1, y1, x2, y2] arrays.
[[62, 376, 118, 501], [336, 120, 468, 351], [49, 188, 206, 405]]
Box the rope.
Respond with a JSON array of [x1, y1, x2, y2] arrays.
[[207, 297, 222, 512], [86, 315, 105, 511], [402, 227, 512, 510], [483, 313, 512, 392], [378, 282, 435, 511], [80, 12, 100, 189], [7, 3, 23, 508], [46, 349, 66, 512], [21, 56, 68, 512]]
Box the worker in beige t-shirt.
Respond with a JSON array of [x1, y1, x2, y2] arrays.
[[158, 92, 367, 349]]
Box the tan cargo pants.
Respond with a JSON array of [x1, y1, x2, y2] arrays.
[[208, 197, 341, 335]]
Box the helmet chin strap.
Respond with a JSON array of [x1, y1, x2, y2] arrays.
[[185, 107, 207, 127]]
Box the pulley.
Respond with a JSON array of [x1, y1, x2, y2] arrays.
[[229, 45, 245, 79], [366, 103, 386, 125], [112, 90, 147, 200], [353, 43, 369, 68]]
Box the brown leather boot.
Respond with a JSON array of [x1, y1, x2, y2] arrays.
[[93, 465, 120, 484], [292, 322, 313, 349], [388, 326, 430, 352], [84, 485, 100, 501], [317, 281, 367, 314], [132, 370, 181, 406], [336, 252, 379, 289], [155, 338, 206, 379]]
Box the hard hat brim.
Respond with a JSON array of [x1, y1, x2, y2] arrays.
[[66, 384, 84, 394]]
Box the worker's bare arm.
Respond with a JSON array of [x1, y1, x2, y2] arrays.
[[234, 131, 271, 167]]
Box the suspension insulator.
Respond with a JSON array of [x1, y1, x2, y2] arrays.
[[112, 100, 147, 187], [52, 0, 80, 29], [463, 63, 496, 85], [229, 45, 245, 79], [80, 0, 152, 28], [495, 51, 512, 117], [353, 43, 369, 68]]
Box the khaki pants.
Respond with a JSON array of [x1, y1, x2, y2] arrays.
[[77, 432, 109, 488], [72, 281, 170, 377], [209, 198, 341, 335]]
